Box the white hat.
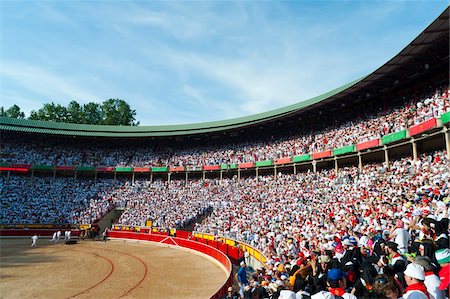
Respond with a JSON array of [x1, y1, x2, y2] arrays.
[[311, 290, 335, 299], [240, 261, 246, 267], [404, 263, 425, 280]]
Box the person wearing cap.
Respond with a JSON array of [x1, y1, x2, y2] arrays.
[[390, 219, 411, 254], [413, 256, 445, 299], [320, 268, 357, 299], [403, 263, 430, 299], [435, 248, 450, 292], [236, 261, 249, 299]]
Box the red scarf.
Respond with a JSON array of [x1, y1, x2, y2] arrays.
[[329, 288, 346, 297], [405, 283, 430, 299]]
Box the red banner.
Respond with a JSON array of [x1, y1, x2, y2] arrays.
[[96, 167, 115, 172], [10, 164, 32, 169], [356, 139, 380, 151], [409, 118, 437, 136], [170, 166, 184, 172], [204, 165, 221, 171], [238, 162, 255, 169], [55, 166, 75, 171], [133, 167, 150, 173], [312, 150, 332, 160], [0, 167, 28, 172], [274, 157, 292, 165]]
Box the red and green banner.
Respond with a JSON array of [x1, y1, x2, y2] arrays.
[[204, 165, 220, 171], [133, 167, 151, 173], [381, 130, 407, 145], [152, 167, 168, 172], [255, 160, 273, 167], [55, 166, 75, 171], [357, 139, 380, 151], [116, 167, 133, 172], [442, 111, 450, 124], [32, 164, 53, 171], [170, 166, 184, 172], [292, 154, 311, 163], [274, 157, 292, 165], [0, 167, 28, 172], [333, 145, 355, 156], [96, 166, 115, 172], [238, 162, 255, 169], [312, 150, 332, 160], [76, 166, 95, 172], [409, 118, 437, 136]]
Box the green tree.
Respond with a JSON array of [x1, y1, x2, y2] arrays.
[[67, 101, 83, 123], [29, 102, 68, 122], [101, 99, 138, 126], [1, 105, 25, 118], [82, 102, 103, 124]]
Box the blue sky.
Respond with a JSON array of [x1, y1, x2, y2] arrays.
[[0, 1, 447, 125]]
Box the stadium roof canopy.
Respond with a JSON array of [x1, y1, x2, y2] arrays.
[[1, 7, 448, 138]]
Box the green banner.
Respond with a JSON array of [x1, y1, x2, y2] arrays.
[[115, 167, 133, 172], [333, 145, 356, 156], [382, 130, 407, 145], [76, 166, 95, 172], [32, 164, 53, 171], [0, 162, 9, 167], [220, 163, 228, 170], [255, 160, 273, 167], [152, 167, 168, 172], [442, 111, 450, 124], [292, 154, 311, 163], [229, 164, 238, 169]]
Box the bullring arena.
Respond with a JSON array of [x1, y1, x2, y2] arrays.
[[1, 7, 450, 299], [0, 238, 227, 299]]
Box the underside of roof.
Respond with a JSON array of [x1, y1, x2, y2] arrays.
[[1, 7, 448, 138]]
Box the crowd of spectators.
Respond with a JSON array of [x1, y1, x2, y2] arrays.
[[1, 87, 448, 167]]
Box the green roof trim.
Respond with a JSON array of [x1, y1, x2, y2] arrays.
[[0, 77, 365, 138], [152, 167, 168, 172], [76, 166, 96, 172], [32, 164, 53, 171]]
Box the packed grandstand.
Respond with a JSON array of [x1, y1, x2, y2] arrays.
[[1, 7, 449, 299]]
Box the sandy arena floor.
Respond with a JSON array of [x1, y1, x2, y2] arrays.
[[0, 238, 227, 299]]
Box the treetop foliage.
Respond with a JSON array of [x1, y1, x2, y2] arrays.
[[1, 99, 139, 126]]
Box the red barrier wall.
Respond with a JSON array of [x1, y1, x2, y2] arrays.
[[312, 150, 332, 160], [238, 162, 255, 169], [274, 157, 292, 165], [133, 167, 151, 173], [409, 118, 437, 136], [109, 231, 232, 299], [204, 165, 221, 171], [357, 139, 380, 151]]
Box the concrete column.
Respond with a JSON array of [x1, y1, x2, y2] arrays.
[[132, 172, 135, 185], [150, 172, 153, 183], [256, 167, 259, 178], [74, 171, 77, 182], [185, 172, 188, 185], [358, 152, 363, 173], [53, 169, 56, 179], [113, 171, 116, 181], [293, 163, 297, 175], [384, 146, 390, 170], [168, 172, 171, 184], [274, 165, 277, 177], [7, 171, 10, 180], [334, 156, 338, 174], [31, 169, 34, 181], [445, 128, 450, 159], [220, 170, 223, 181], [312, 160, 317, 173], [202, 171, 205, 180], [238, 169, 241, 180], [411, 138, 418, 162], [94, 171, 97, 183]]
